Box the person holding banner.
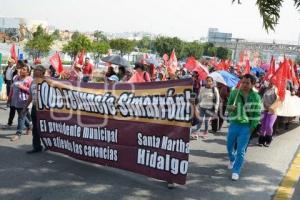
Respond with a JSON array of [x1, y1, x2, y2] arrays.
[[226, 74, 262, 181], [191, 76, 220, 139], [258, 81, 280, 147], [23, 64, 46, 153]]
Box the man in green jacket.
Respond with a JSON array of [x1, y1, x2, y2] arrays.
[[226, 74, 262, 181]]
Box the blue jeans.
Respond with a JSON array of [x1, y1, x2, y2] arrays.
[[226, 123, 251, 174], [16, 108, 31, 135], [194, 107, 213, 132]]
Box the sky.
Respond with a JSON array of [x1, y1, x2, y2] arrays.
[[0, 0, 299, 42]]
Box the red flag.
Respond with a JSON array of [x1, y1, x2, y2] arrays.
[[271, 58, 289, 101], [50, 52, 64, 73], [224, 59, 231, 71], [289, 59, 299, 87], [185, 57, 208, 80], [239, 51, 244, 63], [243, 60, 251, 75], [162, 54, 169, 64], [10, 43, 18, 62], [293, 63, 298, 75], [210, 57, 218, 69], [167, 50, 177, 75], [264, 56, 276, 80], [236, 63, 241, 75], [215, 60, 226, 71]]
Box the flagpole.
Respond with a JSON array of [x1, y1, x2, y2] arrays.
[[233, 88, 240, 106]]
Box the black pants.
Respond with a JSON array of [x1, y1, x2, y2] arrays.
[[31, 105, 42, 150], [211, 104, 226, 132], [8, 106, 16, 126]]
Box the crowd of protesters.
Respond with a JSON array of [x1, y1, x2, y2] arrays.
[[2, 55, 300, 182]]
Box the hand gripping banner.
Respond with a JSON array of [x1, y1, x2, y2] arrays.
[[36, 78, 193, 184]]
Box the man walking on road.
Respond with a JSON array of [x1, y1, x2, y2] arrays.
[[226, 74, 262, 181], [23, 64, 46, 153]]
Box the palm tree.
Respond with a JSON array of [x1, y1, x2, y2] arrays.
[[232, 0, 300, 32]]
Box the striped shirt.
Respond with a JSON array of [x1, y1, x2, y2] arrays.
[[11, 75, 33, 108]]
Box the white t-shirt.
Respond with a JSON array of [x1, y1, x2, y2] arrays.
[[5, 67, 13, 81], [198, 87, 220, 111]]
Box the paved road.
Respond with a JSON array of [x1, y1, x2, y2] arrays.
[[0, 103, 300, 200], [292, 177, 300, 200]]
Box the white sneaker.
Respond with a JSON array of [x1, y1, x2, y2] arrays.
[[228, 161, 234, 170], [231, 173, 239, 181]]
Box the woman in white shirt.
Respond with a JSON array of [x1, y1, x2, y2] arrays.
[[191, 76, 220, 139]]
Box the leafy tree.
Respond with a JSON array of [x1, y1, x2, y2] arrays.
[[232, 0, 300, 32], [71, 31, 81, 40], [109, 38, 135, 56], [180, 41, 204, 59], [62, 33, 92, 59], [154, 36, 183, 58], [93, 30, 108, 42], [24, 25, 54, 58], [203, 42, 217, 57], [92, 40, 110, 63], [216, 47, 232, 59], [52, 29, 61, 40], [137, 36, 155, 53]]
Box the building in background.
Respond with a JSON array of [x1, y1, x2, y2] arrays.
[[207, 28, 232, 43], [298, 33, 300, 45]]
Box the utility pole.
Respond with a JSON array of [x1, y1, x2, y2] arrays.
[[210, 36, 244, 62], [233, 38, 244, 62]]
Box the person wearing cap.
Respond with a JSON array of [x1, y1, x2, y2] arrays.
[[82, 57, 94, 82], [22, 64, 46, 153], [107, 75, 119, 84], [8, 64, 33, 141], [3, 58, 16, 97], [69, 63, 83, 82]]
